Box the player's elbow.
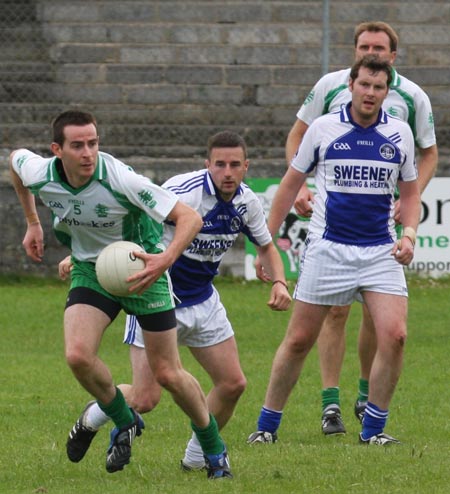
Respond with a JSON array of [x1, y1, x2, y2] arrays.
[[192, 209, 203, 232], [172, 203, 203, 233], [183, 208, 203, 237], [8, 150, 17, 165], [8, 151, 18, 179]]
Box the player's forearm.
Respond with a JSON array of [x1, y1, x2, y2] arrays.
[[267, 169, 306, 237], [9, 154, 40, 226], [285, 119, 309, 166], [417, 144, 438, 193], [285, 133, 300, 167], [267, 198, 293, 238], [258, 243, 287, 284], [163, 202, 203, 267], [399, 182, 421, 232]]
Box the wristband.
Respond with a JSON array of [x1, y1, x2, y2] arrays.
[[26, 213, 40, 226], [272, 280, 288, 290], [402, 226, 416, 246]]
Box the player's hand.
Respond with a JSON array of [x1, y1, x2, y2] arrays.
[[126, 250, 170, 295], [391, 236, 414, 265], [293, 186, 314, 217], [58, 255, 73, 280], [22, 223, 44, 262], [254, 255, 271, 282], [267, 281, 292, 311]]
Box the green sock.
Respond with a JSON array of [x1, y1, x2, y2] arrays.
[[322, 387, 340, 411], [357, 378, 369, 402], [191, 414, 223, 456], [98, 387, 133, 429]]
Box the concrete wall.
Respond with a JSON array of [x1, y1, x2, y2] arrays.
[[1, 0, 449, 276]]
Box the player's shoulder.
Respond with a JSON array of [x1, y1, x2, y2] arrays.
[[163, 170, 207, 210], [12, 148, 51, 181], [95, 151, 138, 186], [391, 69, 429, 98], [238, 182, 260, 202], [12, 148, 44, 164], [385, 111, 412, 129], [163, 169, 206, 190], [384, 112, 415, 141], [236, 183, 266, 215], [310, 107, 342, 126], [316, 68, 351, 88], [99, 151, 133, 171]]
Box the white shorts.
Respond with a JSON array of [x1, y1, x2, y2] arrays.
[[293, 234, 408, 306], [124, 286, 234, 348]]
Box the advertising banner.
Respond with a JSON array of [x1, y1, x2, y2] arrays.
[[406, 177, 450, 276], [244, 177, 314, 280], [245, 177, 450, 280]]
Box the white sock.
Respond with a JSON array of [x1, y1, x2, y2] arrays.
[[182, 433, 205, 468], [83, 402, 110, 431]]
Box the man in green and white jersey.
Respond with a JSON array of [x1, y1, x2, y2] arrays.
[[285, 21, 438, 435], [9, 110, 231, 479]]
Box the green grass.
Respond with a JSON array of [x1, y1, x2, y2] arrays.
[[1, 275, 450, 493]]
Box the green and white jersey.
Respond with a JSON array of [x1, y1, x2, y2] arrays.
[[297, 67, 436, 149], [12, 149, 178, 262]]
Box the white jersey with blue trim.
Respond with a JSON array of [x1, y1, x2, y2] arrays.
[[297, 67, 436, 149], [12, 149, 177, 262], [291, 103, 417, 246], [162, 169, 272, 307]]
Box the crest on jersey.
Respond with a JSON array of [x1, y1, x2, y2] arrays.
[[230, 216, 241, 232], [138, 189, 157, 208], [17, 155, 27, 168], [303, 90, 315, 106], [379, 143, 396, 160], [95, 203, 109, 218]]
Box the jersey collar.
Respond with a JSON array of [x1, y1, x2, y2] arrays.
[[341, 102, 388, 127], [48, 154, 106, 186], [204, 170, 244, 200], [390, 67, 400, 88], [94, 154, 107, 180]]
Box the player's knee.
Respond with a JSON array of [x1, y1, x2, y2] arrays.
[[394, 329, 407, 347], [152, 366, 179, 392], [220, 374, 247, 402], [286, 333, 315, 358], [384, 327, 407, 348], [119, 383, 161, 413], [235, 374, 247, 397], [65, 346, 92, 373], [133, 392, 161, 413]]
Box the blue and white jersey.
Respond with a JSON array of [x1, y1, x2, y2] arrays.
[[297, 67, 436, 149], [291, 103, 417, 246], [162, 169, 272, 307]]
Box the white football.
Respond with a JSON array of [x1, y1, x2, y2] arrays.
[[96, 241, 145, 296]]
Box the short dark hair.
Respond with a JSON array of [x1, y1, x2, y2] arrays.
[[350, 54, 393, 87], [354, 21, 398, 53], [207, 130, 247, 159], [52, 110, 97, 146]]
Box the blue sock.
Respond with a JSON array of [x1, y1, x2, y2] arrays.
[[361, 402, 388, 440], [257, 406, 283, 434]]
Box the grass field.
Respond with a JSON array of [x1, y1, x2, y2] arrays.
[[1, 274, 450, 494]]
